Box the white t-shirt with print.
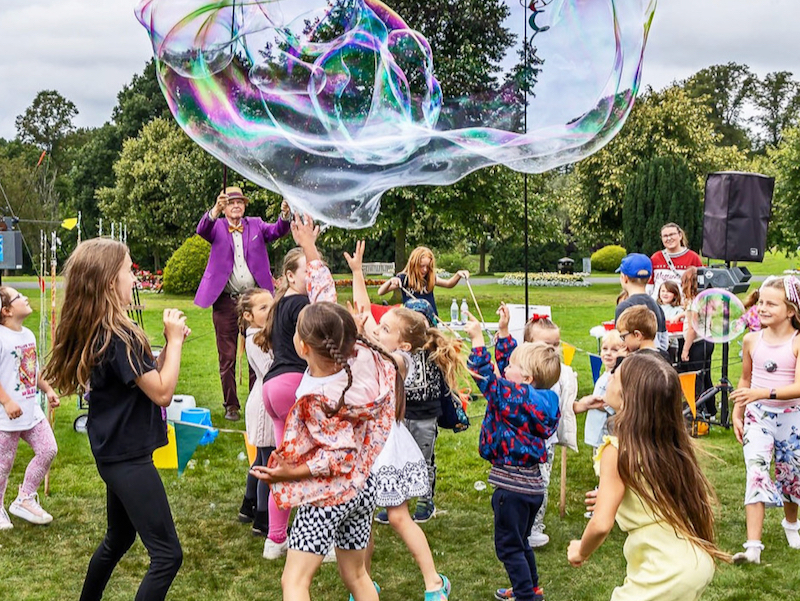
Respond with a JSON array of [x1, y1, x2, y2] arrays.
[[0, 325, 44, 432]]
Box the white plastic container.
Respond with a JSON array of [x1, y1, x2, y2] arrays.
[[166, 394, 196, 422]]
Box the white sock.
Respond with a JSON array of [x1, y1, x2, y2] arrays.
[[782, 519, 800, 549], [733, 540, 763, 564]]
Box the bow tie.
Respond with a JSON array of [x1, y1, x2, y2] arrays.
[[228, 224, 243, 234]]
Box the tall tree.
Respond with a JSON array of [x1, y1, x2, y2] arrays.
[[622, 155, 701, 256], [570, 86, 746, 247], [765, 127, 800, 253], [97, 118, 223, 270], [751, 71, 800, 149], [112, 59, 172, 141], [683, 62, 755, 150], [14, 90, 78, 157], [365, 0, 517, 268]]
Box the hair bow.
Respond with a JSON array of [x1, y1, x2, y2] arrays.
[[528, 313, 549, 322], [785, 276, 800, 307]]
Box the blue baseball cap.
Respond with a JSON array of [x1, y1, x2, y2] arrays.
[[616, 253, 652, 278], [404, 299, 437, 326]]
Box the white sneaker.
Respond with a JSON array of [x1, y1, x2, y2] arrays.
[[527, 531, 549, 548], [9, 491, 52, 525], [0, 507, 13, 530], [322, 545, 337, 564], [263, 537, 288, 560]]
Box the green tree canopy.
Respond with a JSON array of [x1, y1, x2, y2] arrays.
[[14, 90, 78, 157], [751, 71, 800, 149], [569, 85, 746, 247]]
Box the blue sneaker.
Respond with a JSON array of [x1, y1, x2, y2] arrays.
[[425, 574, 451, 601], [413, 500, 436, 523], [374, 508, 389, 524]]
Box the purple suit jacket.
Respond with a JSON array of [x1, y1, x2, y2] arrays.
[[194, 212, 291, 308]]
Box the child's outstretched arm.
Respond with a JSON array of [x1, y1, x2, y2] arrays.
[[250, 455, 311, 484], [344, 240, 379, 340], [291, 213, 336, 303], [436, 269, 470, 288], [567, 443, 625, 567], [136, 309, 189, 407], [494, 303, 514, 376]]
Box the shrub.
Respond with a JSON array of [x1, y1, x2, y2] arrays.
[[489, 241, 567, 273], [437, 251, 479, 274], [163, 235, 211, 295], [591, 245, 627, 273]]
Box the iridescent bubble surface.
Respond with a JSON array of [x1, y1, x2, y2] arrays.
[[691, 289, 747, 344], [136, 0, 656, 227]]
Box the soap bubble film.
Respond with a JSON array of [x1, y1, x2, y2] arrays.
[[691, 289, 746, 344], [136, 0, 656, 227]]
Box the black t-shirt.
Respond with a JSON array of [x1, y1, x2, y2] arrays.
[[88, 333, 164, 463], [404, 349, 448, 420], [397, 273, 439, 316], [264, 294, 309, 382]]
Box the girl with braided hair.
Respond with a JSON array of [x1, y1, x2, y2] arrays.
[[251, 302, 399, 601]]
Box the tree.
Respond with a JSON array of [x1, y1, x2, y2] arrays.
[[362, 0, 517, 268], [622, 155, 701, 256], [569, 86, 746, 247], [97, 118, 224, 270], [765, 127, 800, 253], [112, 59, 172, 141], [683, 62, 755, 150], [14, 90, 78, 156], [751, 71, 800, 149]]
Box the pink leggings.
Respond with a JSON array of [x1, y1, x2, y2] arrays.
[[263, 372, 304, 543], [0, 419, 58, 504]]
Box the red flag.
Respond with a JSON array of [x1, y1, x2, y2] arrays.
[[36, 150, 47, 167]]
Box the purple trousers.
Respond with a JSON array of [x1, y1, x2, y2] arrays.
[[211, 293, 255, 411]]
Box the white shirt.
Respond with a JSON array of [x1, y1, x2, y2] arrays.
[[0, 325, 45, 432], [224, 221, 256, 295]]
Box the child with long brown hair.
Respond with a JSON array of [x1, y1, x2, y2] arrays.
[[0, 286, 60, 530], [236, 287, 275, 536], [253, 213, 336, 558], [730, 276, 800, 563], [678, 266, 715, 415], [568, 352, 727, 599], [345, 240, 452, 600], [43, 239, 188, 601], [377, 246, 469, 316], [251, 302, 399, 601]]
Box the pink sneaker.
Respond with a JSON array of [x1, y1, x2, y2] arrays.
[[9, 491, 52, 525]]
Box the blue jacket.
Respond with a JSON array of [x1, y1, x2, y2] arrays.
[[468, 344, 559, 467]]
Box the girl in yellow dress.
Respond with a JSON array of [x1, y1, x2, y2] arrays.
[[567, 352, 729, 600]]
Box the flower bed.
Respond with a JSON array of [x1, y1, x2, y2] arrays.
[[334, 278, 388, 288], [497, 272, 589, 287], [133, 264, 163, 292]]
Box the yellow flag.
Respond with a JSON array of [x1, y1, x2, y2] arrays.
[[60, 217, 78, 230], [562, 342, 576, 367], [679, 372, 698, 418]]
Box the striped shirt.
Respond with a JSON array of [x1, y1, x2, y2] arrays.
[[488, 464, 545, 495]]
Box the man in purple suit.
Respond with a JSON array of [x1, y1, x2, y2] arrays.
[[195, 186, 291, 421]]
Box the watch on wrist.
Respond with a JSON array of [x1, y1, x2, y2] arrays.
[[769, 388, 777, 400]]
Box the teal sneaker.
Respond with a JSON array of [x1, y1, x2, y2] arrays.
[[348, 580, 380, 601], [424, 574, 451, 601]]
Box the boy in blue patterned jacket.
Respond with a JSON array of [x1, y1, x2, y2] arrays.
[[464, 313, 560, 601]]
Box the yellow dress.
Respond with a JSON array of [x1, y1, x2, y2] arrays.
[[595, 436, 715, 601]]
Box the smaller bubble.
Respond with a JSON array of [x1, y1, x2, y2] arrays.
[[474, 480, 487, 491], [237, 452, 247, 462], [187, 460, 196, 470], [209, 503, 216, 511], [203, 459, 210, 467], [691, 288, 746, 343]]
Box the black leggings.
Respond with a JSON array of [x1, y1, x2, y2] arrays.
[[80, 455, 182, 601]]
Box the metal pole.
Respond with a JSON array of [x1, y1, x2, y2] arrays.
[[522, 0, 529, 321]]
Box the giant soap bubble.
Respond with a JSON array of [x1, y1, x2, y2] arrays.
[[136, 0, 656, 227]]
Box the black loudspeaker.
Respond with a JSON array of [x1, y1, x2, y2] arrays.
[[702, 171, 774, 262]]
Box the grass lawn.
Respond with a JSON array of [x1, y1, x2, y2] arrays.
[[1, 284, 797, 600]]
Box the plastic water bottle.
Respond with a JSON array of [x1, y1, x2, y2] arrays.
[[450, 299, 459, 325], [461, 299, 469, 324]]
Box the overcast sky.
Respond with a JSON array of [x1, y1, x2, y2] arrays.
[[1, 0, 798, 141]]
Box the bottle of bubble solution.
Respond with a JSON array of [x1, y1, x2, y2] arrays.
[[450, 299, 459, 325], [461, 298, 469, 326]]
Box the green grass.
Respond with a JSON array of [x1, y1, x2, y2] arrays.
[[0, 286, 797, 600]]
